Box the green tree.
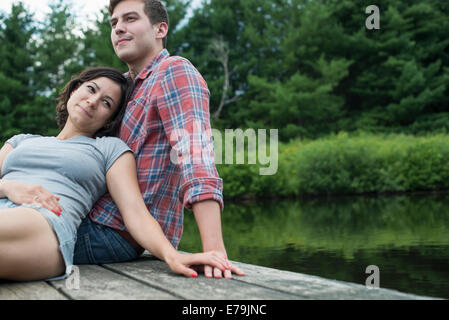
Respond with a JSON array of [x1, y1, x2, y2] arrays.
[[19, 0, 83, 136], [76, 6, 126, 73], [0, 2, 37, 141], [174, 0, 449, 139], [173, 0, 284, 128], [245, 0, 352, 140], [33, 0, 80, 93], [164, 0, 191, 55], [327, 0, 449, 133], [2, 0, 448, 143]]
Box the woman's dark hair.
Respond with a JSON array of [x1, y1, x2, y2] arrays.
[[55, 67, 134, 138]]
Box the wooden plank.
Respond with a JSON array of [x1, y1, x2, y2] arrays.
[[0, 281, 67, 300], [228, 261, 436, 300], [0, 253, 438, 300], [103, 255, 303, 300], [48, 264, 178, 300]]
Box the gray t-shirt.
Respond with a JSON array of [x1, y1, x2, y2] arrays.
[[1, 134, 132, 234]]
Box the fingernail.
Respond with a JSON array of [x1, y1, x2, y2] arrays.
[[191, 272, 197, 278]]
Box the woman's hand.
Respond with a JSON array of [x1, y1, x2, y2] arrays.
[[165, 250, 232, 278], [1, 180, 62, 216]]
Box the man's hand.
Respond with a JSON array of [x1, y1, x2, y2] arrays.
[[203, 251, 245, 279], [165, 250, 232, 278], [192, 200, 245, 279]]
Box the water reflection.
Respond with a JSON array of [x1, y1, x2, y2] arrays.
[[179, 194, 449, 299]]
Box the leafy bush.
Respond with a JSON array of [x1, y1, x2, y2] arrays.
[[217, 132, 449, 198]]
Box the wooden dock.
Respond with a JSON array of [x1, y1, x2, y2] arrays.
[[0, 251, 438, 300]]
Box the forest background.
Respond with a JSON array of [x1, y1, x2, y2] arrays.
[[1, 0, 448, 198]]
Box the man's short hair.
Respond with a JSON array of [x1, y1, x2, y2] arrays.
[[109, 0, 169, 48]]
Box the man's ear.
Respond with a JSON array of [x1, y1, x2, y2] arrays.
[[154, 22, 168, 40]]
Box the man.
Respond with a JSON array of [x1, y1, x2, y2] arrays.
[[73, 0, 244, 279]]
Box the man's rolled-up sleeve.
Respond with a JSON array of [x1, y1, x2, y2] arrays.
[[180, 176, 224, 211]]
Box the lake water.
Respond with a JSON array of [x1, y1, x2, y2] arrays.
[[178, 194, 449, 299]]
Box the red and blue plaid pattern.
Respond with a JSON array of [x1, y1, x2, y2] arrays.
[[89, 49, 224, 248]]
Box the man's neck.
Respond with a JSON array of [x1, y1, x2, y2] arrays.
[[127, 66, 141, 80], [127, 48, 164, 80]]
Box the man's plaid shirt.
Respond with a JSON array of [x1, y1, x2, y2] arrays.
[[89, 49, 224, 248]]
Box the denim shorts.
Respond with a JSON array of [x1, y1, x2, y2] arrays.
[[0, 198, 76, 281], [73, 217, 140, 265]]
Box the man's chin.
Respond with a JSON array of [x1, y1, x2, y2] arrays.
[[115, 50, 136, 63]]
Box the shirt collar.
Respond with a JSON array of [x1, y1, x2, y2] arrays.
[[129, 49, 169, 81]]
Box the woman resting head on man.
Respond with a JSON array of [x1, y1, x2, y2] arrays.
[[0, 67, 231, 281]]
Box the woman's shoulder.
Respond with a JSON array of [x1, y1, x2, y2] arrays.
[[11, 133, 43, 139], [6, 133, 43, 147], [93, 137, 133, 169], [94, 136, 131, 153], [95, 136, 128, 145]]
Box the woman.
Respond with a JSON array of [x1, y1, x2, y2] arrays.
[[0, 67, 230, 281]]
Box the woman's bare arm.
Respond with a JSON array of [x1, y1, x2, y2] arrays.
[[105, 152, 230, 277]]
